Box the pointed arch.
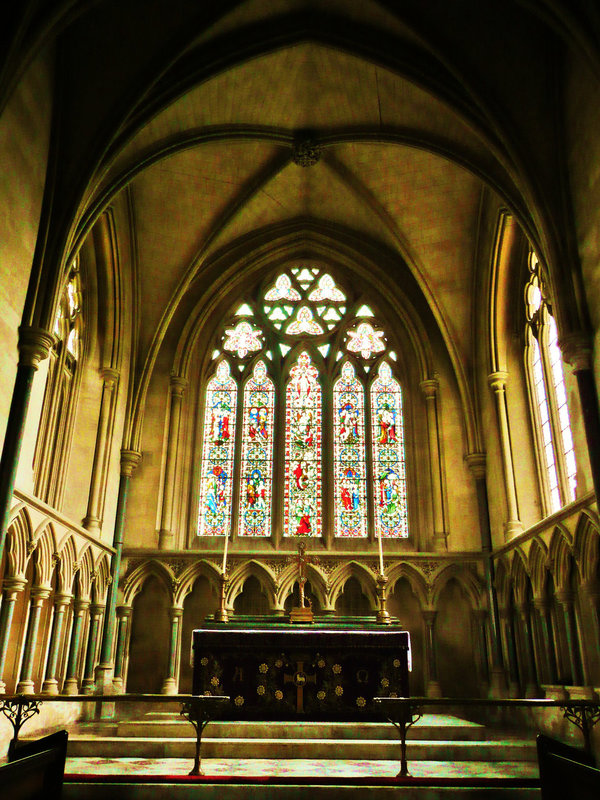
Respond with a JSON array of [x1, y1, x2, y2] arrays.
[[387, 562, 428, 608], [431, 564, 484, 610], [174, 559, 221, 606], [276, 562, 328, 611], [573, 512, 600, 582], [226, 559, 278, 609], [93, 554, 111, 603], [528, 538, 549, 599], [4, 507, 32, 578], [122, 559, 174, 606], [327, 561, 377, 609]]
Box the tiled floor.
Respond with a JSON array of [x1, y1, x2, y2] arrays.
[[65, 757, 539, 779]]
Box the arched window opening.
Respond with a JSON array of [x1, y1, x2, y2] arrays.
[[525, 251, 577, 514], [34, 259, 83, 506], [197, 267, 409, 540]]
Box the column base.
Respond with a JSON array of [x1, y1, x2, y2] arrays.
[[94, 663, 116, 695], [433, 532, 447, 552], [567, 685, 598, 700], [487, 668, 507, 698], [112, 676, 124, 693], [161, 677, 178, 695], [81, 679, 95, 695], [503, 520, 523, 542], [158, 530, 174, 550], [426, 680, 442, 698], [82, 516, 102, 533], [16, 679, 36, 694], [41, 679, 59, 695], [62, 678, 79, 695]]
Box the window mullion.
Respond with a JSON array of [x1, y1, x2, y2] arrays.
[[539, 321, 570, 508]]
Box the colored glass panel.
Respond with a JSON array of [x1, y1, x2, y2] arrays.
[[371, 362, 408, 538], [333, 362, 367, 537], [531, 335, 561, 512], [198, 360, 237, 536], [238, 361, 274, 537], [347, 322, 385, 359], [284, 352, 322, 537], [264, 274, 301, 301], [286, 306, 324, 335], [547, 317, 577, 502], [308, 273, 346, 302], [223, 320, 263, 358]]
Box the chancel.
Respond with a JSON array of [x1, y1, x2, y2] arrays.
[[1, 0, 600, 793]]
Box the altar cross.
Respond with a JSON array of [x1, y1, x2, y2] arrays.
[[283, 659, 317, 713]]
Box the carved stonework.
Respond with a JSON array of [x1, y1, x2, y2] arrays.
[[124, 558, 146, 577], [292, 137, 321, 167], [419, 561, 440, 582], [166, 559, 189, 578]]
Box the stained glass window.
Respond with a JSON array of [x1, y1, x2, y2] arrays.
[[286, 306, 324, 335], [284, 352, 322, 537], [264, 274, 301, 301], [525, 250, 577, 512], [308, 274, 346, 302], [223, 320, 263, 358], [371, 362, 408, 538], [238, 361, 274, 536], [347, 322, 386, 359], [333, 362, 367, 537], [198, 360, 237, 536]]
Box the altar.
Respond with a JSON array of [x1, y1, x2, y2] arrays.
[[192, 617, 410, 720]]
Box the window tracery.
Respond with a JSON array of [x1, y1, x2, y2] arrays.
[[197, 267, 409, 540], [525, 251, 577, 513]]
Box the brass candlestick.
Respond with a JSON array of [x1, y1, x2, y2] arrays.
[[376, 572, 392, 624], [215, 572, 229, 623]]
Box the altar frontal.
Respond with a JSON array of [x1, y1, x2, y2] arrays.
[[192, 624, 410, 720]]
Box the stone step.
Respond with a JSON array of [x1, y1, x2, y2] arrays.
[[114, 715, 487, 741], [67, 734, 537, 761]]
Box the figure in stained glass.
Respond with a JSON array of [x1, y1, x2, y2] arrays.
[[285, 353, 321, 537], [347, 322, 385, 359], [371, 362, 408, 538], [198, 361, 237, 536], [239, 360, 274, 537], [223, 320, 263, 358], [333, 362, 367, 538]]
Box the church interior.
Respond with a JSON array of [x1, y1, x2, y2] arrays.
[[1, 0, 600, 790]]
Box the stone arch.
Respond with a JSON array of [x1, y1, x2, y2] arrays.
[[494, 556, 511, 610], [548, 526, 575, 591], [573, 512, 600, 583], [509, 549, 531, 606], [56, 535, 77, 594], [92, 554, 111, 603], [327, 561, 377, 610], [276, 563, 328, 612], [76, 546, 95, 601], [33, 524, 56, 588], [387, 562, 428, 608], [174, 559, 221, 607], [431, 564, 484, 611], [122, 559, 174, 606], [528, 538, 549, 599], [4, 507, 32, 579], [227, 559, 277, 610]]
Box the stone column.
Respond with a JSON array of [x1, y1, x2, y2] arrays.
[[162, 607, 183, 695], [555, 590, 584, 686], [474, 608, 490, 686], [82, 369, 119, 532], [81, 602, 103, 694], [0, 577, 27, 693], [41, 592, 72, 695], [63, 598, 89, 694], [517, 603, 539, 697], [488, 372, 522, 541], [465, 452, 506, 695], [560, 334, 600, 503], [423, 610, 442, 697], [500, 608, 520, 697], [420, 379, 447, 550], [159, 376, 187, 550], [16, 586, 51, 693], [95, 449, 141, 693], [582, 580, 600, 673], [0, 328, 54, 563], [112, 605, 131, 693], [533, 598, 558, 685]]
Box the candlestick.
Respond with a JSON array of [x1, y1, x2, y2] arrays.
[[376, 573, 392, 624], [221, 531, 229, 573], [377, 528, 385, 576], [215, 572, 229, 623]]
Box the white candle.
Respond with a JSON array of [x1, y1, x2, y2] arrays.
[[221, 532, 229, 573], [377, 529, 384, 576]]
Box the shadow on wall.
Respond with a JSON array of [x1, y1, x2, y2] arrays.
[[179, 576, 219, 693], [127, 575, 170, 693], [436, 578, 479, 697], [387, 577, 424, 696]]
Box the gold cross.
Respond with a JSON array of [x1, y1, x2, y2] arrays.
[[283, 660, 317, 713]]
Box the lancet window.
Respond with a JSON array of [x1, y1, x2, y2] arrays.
[[34, 259, 83, 506], [197, 267, 409, 539], [525, 250, 577, 514]]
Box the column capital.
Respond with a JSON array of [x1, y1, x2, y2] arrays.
[[465, 452, 486, 479], [420, 378, 439, 399], [73, 598, 90, 614], [100, 367, 120, 386], [488, 371, 509, 393], [170, 606, 184, 620], [555, 589, 574, 606], [30, 586, 52, 603], [169, 374, 188, 396], [17, 326, 56, 369], [422, 609, 437, 625], [120, 449, 142, 477], [53, 592, 73, 608], [2, 576, 27, 595], [559, 331, 593, 372], [582, 578, 600, 599], [116, 604, 132, 619], [533, 597, 551, 612]]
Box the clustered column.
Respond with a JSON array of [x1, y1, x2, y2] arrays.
[[161, 607, 183, 695], [0, 577, 27, 692], [159, 376, 187, 550], [63, 598, 89, 694], [81, 602, 104, 694], [16, 586, 51, 693], [488, 372, 522, 541], [113, 605, 131, 692], [423, 609, 442, 697], [41, 592, 72, 695], [420, 379, 447, 551]]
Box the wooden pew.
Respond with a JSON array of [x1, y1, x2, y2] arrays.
[[537, 733, 600, 800], [2, 729, 68, 800]]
